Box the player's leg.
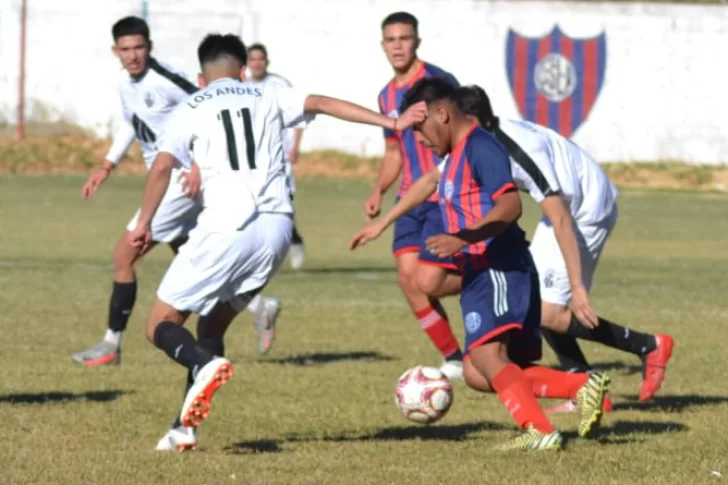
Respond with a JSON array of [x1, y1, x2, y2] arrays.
[[71, 226, 156, 366], [286, 167, 305, 270]]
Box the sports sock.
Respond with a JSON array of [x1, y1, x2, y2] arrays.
[[291, 225, 304, 245], [247, 295, 263, 313], [153, 322, 214, 375], [415, 304, 462, 360], [103, 329, 122, 347], [541, 328, 592, 372], [523, 365, 589, 399], [566, 315, 657, 358], [492, 363, 554, 434], [172, 337, 225, 428], [107, 281, 137, 337]]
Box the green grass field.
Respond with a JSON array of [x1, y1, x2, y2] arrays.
[[1, 175, 727, 485]]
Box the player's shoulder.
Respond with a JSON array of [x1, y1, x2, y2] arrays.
[[465, 126, 507, 157], [146, 58, 198, 95], [265, 72, 293, 88], [422, 62, 458, 86]]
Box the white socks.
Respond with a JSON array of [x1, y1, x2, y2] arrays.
[[104, 329, 122, 348], [247, 295, 263, 313]]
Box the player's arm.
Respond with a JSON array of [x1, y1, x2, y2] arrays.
[[456, 189, 522, 244], [365, 140, 402, 218], [82, 120, 135, 200], [302, 95, 425, 134], [539, 195, 597, 328], [350, 169, 439, 250]]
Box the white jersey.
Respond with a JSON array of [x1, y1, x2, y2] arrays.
[[247, 73, 300, 160], [158, 77, 312, 232], [493, 118, 618, 226], [106, 58, 198, 168]]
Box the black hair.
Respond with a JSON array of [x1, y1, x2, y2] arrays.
[[112, 16, 150, 43], [197, 34, 247, 66], [399, 77, 458, 114], [248, 43, 268, 60], [455, 85, 495, 128], [381, 12, 419, 35]]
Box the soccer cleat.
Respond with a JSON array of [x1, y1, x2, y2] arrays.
[[576, 372, 610, 438], [289, 243, 305, 270], [639, 334, 674, 401], [545, 393, 613, 414], [439, 360, 464, 380], [254, 297, 282, 355], [155, 425, 197, 452], [496, 424, 563, 451], [71, 341, 121, 366], [180, 357, 233, 428]]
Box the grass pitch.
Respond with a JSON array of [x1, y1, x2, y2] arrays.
[[0, 175, 727, 485]]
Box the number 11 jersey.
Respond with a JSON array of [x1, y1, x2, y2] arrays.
[[158, 77, 312, 232]]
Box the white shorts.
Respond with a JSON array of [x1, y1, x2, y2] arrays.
[[529, 206, 618, 306], [157, 212, 293, 316], [126, 184, 202, 244]]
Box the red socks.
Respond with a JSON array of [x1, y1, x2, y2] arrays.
[[523, 366, 589, 399], [492, 364, 555, 434], [415, 305, 461, 359]]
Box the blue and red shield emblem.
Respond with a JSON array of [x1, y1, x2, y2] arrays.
[[506, 26, 606, 138]]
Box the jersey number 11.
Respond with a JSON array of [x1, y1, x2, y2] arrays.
[[218, 108, 256, 170]]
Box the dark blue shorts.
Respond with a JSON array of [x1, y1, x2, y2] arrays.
[[391, 200, 456, 270], [460, 266, 542, 364]]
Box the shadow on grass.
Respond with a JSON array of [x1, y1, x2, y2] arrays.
[[613, 394, 728, 413], [260, 351, 395, 366], [225, 421, 505, 455], [0, 389, 128, 405], [561, 420, 689, 446]]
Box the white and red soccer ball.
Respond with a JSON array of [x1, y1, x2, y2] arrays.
[[394, 365, 453, 424]]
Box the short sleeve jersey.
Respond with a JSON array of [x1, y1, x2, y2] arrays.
[[378, 61, 459, 201]]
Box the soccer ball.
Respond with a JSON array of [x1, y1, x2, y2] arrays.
[[394, 365, 454, 424]]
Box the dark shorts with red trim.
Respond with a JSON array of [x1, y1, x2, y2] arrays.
[[391, 200, 456, 269], [460, 266, 542, 364]]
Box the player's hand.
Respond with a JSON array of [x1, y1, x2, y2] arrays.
[[570, 285, 598, 329], [349, 220, 387, 250], [425, 233, 467, 258], [179, 164, 201, 198], [395, 101, 428, 131], [287, 148, 299, 164], [364, 190, 382, 219], [82, 167, 111, 200], [128, 223, 152, 254]]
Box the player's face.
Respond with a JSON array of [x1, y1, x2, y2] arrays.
[[113, 35, 150, 77], [414, 105, 450, 158], [381, 23, 419, 71], [248, 50, 268, 80]]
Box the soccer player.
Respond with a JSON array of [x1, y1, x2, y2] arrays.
[[134, 33, 427, 451], [455, 85, 674, 406], [72, 16, 282, 366], [366, 12, 464, 378], [247, 43, 307, 270], [351, 78, 610, 451]]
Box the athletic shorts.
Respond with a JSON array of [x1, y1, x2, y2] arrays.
[[391, 200, 456, 270]]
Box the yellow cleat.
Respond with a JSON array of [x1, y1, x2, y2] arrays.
[[496, 424, 563, 451], [576, 372, 611, 438]]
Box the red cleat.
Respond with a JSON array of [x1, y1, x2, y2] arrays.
[[639, 334, 674, 401]]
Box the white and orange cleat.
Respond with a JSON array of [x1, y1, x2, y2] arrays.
[[155, 425, 197, 452], [180, 357, 233, 428]]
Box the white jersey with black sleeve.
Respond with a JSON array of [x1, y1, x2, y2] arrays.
[[105, 58, 198, 168], [492, 118, 618, 226], [158, 77, 312, 232]]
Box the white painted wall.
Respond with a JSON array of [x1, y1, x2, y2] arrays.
[[0, 0, 725, 163]]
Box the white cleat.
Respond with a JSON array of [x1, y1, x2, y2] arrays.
[[180, 357, 233, 428], [289, 243, 305, 270], [440, 360, 464, 380], [254, 297, 282, 355], [155, 425, 197, 452]]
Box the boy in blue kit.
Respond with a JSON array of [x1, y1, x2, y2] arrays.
[[351, 78, 611, 451]]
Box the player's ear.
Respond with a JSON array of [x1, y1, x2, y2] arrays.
[[415, 36, 421, 50], [238, 66, 247, 81], [147, 40, 153, 54]]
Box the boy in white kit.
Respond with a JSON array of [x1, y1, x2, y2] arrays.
[[137, 33, 426, 451], [72, 17, 281, 367]]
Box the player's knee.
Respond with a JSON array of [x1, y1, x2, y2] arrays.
[[463, 359, 493, 392], [415, 270, 443, 297], [540, 302, 571, 333], [112, 237, 140, 274], [396, 266, 418, 293]]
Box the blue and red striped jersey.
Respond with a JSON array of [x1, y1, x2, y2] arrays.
[[378, 61, 459, 201], [437, 124, 530, 272]]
